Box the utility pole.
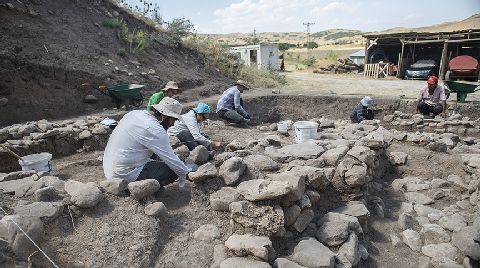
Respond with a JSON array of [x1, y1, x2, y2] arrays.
[[303, 22, 315, 58]]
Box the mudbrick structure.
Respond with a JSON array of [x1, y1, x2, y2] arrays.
[[0, 96, 480, 268]]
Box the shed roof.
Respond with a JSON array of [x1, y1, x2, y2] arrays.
[[349, 49, 365, 57]]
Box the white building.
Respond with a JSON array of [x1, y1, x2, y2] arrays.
[[349, 49, 365, 65], [230, 44, 280, 70]]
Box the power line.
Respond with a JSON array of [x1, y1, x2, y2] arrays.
[[303, 22, 315, 58]]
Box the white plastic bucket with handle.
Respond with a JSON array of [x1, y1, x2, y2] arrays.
[[293, 121, 319, 144], [18, 152, 53, 173], [277, 121, 289, 133]]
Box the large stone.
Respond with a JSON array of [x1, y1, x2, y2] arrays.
[[190, 145, 210, 165], [229, 201, 284, 236], [389, 152, 409, 165], [14, 201, 63, 221], [0, 175, 45, 197], [430, 257, 463, 268], [316, 212, 362, 247], [127, 179, 160, 200], [38, 176, 65, 193], [269, 171, 306, 204], [401, 229, 422, 251], [276, 141, 325, 160], [274, 258, 307, 268], [289, 166, 332, 191], [398, 213, 415, 230], [193, 224, 221, 242], [405, 192, 434, 205], [0, 215, 44, 259], [293, 209, 314, 233], [284, 205, 301, 226], [321, 146, 349, 166], [243, 154, 280, 171], [0, 170, 36, 182], [414, 204, 443, 217], [237, 179, 292, 201], [210, 187, 241, 211], [392, 176, 423, 191], [144, 202, 167, 218], [347, 145, 375, 166], [225, 234, 272, 261], [220, 257, 271, 268], [212, 244, 228, 268], [65, 180, 103, 208], [337, 232, 361, 268], [451, 226, 480, 260], [189, 162, 218, 182], [421, 224, 451, 244], [99, 179, 128, 195], [226, 140, 247, 151], [335, 157, 369, 188], [421, 243, 458, 260], [219, 157, 246, 185], [428, 141, 448, 152], [439, 213, 466, 232], [34, 186, 61, 201], [291, 238, 335, 268], [333, 202, 370, 220]]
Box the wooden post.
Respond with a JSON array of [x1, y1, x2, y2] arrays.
[[364, 39, 369, 64], [398, 41, 405, 78], [439, 41, 448, 80]]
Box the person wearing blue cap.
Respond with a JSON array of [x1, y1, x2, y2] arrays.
[[350, 96, 374, 123], [168, 102, 222, 150]]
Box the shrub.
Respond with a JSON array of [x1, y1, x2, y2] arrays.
[[324, 50, 338, 61], [102, 18, 124, 28], [117, 48, 127, 57], [303, 57, 316, 67]]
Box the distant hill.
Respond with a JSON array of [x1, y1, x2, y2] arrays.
[[201, 29, 367, 47]]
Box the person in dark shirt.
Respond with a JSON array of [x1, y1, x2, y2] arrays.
[[351, 96, 374, 123]]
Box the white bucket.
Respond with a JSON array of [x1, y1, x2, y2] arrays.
[[277, 121, 289, 133], [293, 121, 319, 144], [18, 152, 53, 173]]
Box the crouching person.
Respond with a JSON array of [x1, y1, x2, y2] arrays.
[[351, 96, 374, 123], [168, 102, 222, 151], [216, 80, 251, 125], [103, 97, 190, 187]]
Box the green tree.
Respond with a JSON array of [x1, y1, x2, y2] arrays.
[[166, 17, 195, 37], [305, 41, 318, 49], [278, 43, 289, 51]]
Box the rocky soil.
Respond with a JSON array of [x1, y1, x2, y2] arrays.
[[1, 110, 479, 268]]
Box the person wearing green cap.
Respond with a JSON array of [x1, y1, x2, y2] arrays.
[[168, 102, 222, 150]]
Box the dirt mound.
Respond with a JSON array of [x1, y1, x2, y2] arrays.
[[0, 0, 230, 126]]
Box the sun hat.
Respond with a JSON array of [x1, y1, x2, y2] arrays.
[[152, 97, 183, 119], [427, 76, 438, 85], [234, 80, 250, 90], [193, 102, 212, 114], [360, 96, 373, 107], [162, 81, 180, 91]]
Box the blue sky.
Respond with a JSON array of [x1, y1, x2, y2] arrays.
[[126, 0, 480, 34]]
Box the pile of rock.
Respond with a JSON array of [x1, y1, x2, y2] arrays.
[[384, 111, 480, 136], [0, 116, 117, 172], [391, 171, 480, 267]]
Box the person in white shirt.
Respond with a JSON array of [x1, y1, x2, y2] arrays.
[[103, 97, 190, 187], [168, 102, 222, 150]]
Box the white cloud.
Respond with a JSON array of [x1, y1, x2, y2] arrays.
[[310, 1, 348, 16], [211, 0, 313, 33]]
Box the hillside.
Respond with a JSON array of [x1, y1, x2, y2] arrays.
[[202, 29, 366, 47], [0, 0, 230, 125]]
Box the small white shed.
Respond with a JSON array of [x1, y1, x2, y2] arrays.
[[230, 44, 280, 70], [349, 49, 365, 65]]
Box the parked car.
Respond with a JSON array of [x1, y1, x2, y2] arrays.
[[404, 59, 439, 80]]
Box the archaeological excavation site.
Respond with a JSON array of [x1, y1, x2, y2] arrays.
[[1, 0, 480, 268], [1, 94, 480, 268]]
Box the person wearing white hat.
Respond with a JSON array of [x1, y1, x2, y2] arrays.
[[103, 97, 190, 188], [216, 80, 251, 125], [350, 96, 374, 123]]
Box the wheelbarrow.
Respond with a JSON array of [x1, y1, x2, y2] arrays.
[[443, 80, 480, 103], [83, 83, 145, 110]]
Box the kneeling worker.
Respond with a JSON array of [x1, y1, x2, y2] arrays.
[[216, 80, 251, 125], [103, 97, 190, 187], [168, 102, 222, 150], [351, 96, 374, 123], [416, 76, 446, 118]]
